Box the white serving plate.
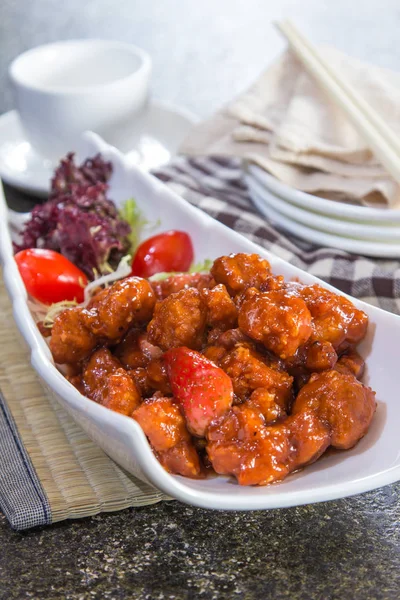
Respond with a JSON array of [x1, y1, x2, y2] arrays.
[[0, 103, 197, 198], [249, 181, 400, 258], [1, 132, 400, 511], [246, 175, 400, 243], [247, 163, 400, 224]]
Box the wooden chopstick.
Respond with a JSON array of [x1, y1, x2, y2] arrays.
[[278, 20, 400, 157], [275, 19, 400, 185]]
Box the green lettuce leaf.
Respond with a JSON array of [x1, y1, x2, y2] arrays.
[[119, 198, 147, 254], [149, 259, 213, 281]]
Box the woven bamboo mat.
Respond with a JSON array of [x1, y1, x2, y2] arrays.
[[0, 276, 168, 525]]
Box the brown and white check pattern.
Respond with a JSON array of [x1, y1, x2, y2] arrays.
[[153, 156, 400, 315]]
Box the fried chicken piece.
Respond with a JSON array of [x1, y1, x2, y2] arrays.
[[113, 328, 147, 369], [200, 284, 238, 330], [146, 358, 172, 395], [247, 387, 286, 423], [83, 347, 120, 392], [211, 253, 283, 296], [202, 345, 228, 364], [305, 340, 338, 372], [82, 277, 156, 341], [207, 406, 292, 485], [127, 359, 172, 397], [292, 370, 376, 449], [50, 278, 155, 365], [86, 287, 109, 309], [50, 307, 97, 365], [335, 350, 365, 379], [82, 348, 141, 415], [285, 340, 337, 375], [103, 371, 142, 415], [151, 273, 213, 300], [219, 346, 293, 406], [133, 396, 202, 478], [213, 328, 252, 350], [133, 396, 188, 451], [113, 330, 162, 370], [158, 442, 204, 478], [285, 410, 331, 467], [128, 367, 154, 398], [284, 340, 337, 394], [147, 288, 207, 350], [296, 285, 368, 350], [238, 288, 312, 359]]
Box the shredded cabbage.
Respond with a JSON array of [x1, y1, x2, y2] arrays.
[[27, 298, 79, 328], [83, 254, 132, 304], [189, 259, 213, 274], [149, 259, 213, 281]]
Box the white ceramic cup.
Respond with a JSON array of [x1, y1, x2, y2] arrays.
[[9, 39, 152, 161]]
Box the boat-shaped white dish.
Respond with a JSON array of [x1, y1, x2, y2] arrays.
[[1, 132, 399, 511]]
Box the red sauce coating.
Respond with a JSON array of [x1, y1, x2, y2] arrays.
[[48, 253, 375, 484]]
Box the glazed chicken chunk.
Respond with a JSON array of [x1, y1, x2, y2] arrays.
[[200, 284, 238, 330], [82, 277, 156, 341], [151, 272, 213, 300], [207, 406, 294, 485], [82, 348, 141, 415], [238, 288, 313, 359], [211, 253, 283, 296], [133, 397, 202, 478], [292, 370, 376, 450], [219, 345, 293, 407], [147, 288, 207, 350], [294, 284, 368, 350], [50, 307, 97, 365]]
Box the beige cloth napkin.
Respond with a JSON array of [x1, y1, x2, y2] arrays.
[[180, 48, 400, 208]]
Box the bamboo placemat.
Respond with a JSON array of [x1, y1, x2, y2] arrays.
[[0, 276, 168, 529]]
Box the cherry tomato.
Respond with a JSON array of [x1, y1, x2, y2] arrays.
[[14, 249, 88, 305], [131, 230, 194, 278]]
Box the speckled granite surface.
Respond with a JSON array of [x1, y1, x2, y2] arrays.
[[1, 490, 400, 599], [1, 1, 400, 597]]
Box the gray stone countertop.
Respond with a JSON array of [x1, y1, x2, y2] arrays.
[[1, 1, 400, 598], [1, 489, 399, 599]]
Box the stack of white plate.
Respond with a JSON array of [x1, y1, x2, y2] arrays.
[[245, 164, 400, 258]]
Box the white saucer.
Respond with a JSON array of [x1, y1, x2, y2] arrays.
[[247, 163, 400, 224], [250, 184, 400, 258], [0, 102, 197, 198], [246, 175, 400, 242]]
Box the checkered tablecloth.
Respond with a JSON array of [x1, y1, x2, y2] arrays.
[[154, 156, 400, 315]]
